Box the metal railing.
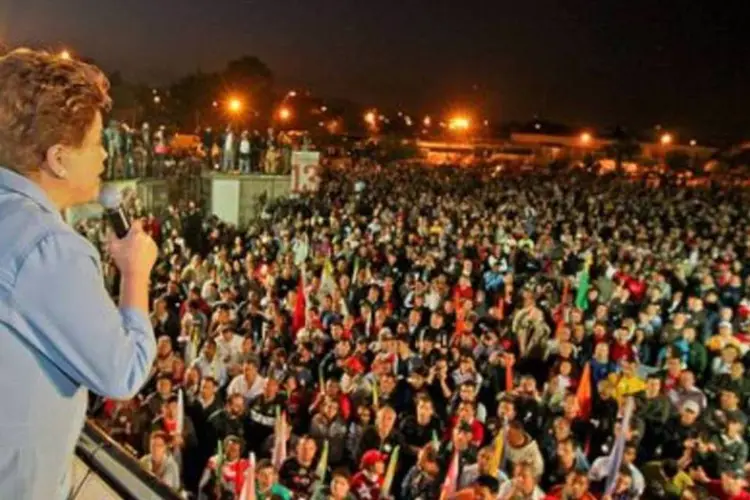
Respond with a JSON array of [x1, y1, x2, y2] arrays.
[[72, 420, 183, 500]]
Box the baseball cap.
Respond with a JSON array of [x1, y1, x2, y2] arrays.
[[360, 449, 388, 469]]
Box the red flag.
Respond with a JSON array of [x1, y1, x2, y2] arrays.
[[555, 280, 570, 333], [291, 277, 306, 335], [440, 449, 460, 500], [453, 288, 466, 335], [576, 362, 592, 420]]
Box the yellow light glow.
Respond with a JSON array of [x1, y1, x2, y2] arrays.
[[449, 117, 470, 131], [423, 116, 432, 127], [689, 139, 697, 147], [228, 98, 242, 113], [580, 132, 592, 144], [279, 107, 292, 121], [364, 111, 377, 126], [60, 50, 72, 60], [660, 133, 673, 145]]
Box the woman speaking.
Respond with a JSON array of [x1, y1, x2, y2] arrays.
[[0, 48, 158, 499]]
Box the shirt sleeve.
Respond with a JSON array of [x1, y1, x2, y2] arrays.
[[10, 232, 156, 399]]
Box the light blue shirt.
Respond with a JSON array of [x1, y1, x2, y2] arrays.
[[0, 168, 157, 499]]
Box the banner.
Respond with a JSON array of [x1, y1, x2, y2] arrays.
[[291, 151, 321, 193]]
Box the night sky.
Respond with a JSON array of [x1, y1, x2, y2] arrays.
[[2, 0, 748, 139]]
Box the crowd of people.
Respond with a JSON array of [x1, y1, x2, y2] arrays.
[[102, 120, 310, 181], [88, 161, 750, 500]]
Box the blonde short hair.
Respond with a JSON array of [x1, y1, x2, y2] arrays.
[[0, 48, 111, 175]]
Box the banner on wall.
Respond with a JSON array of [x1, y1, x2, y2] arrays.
[[290, 151, 321, 193]]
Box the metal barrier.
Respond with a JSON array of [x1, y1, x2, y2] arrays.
[[71, 420, 183, 500]]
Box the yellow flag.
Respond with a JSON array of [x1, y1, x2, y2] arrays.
[[488, 430, 504, 476]]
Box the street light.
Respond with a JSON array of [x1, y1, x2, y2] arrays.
[[364, 111, 377, 126], [660, 133, 673, 146], [59, 50, 71, 60], [287, 90, 297, 98], [153, 96, 161, 104], [279, 107, 292, 121], [580, 132, 592, 145], [448, 116, 470, 131], [228, 98, 242, 114], [423, 116, 432, 127], [689, 139, 697, 147]]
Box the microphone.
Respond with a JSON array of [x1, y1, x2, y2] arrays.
[[98, 186, 130, 238]]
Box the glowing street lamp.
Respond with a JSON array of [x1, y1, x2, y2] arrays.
[[287, 90, 297, 98], [689, 139, 697, 147], [279, 107, 292, 121], [228, 98, 242, 114], [59, 50, 72, 60], [448, 116, 470, 131], [364, 111, 377, 126], [660, 133, 673, 146], [153, 95, 161, 104], [580, 132, 592, 145], [423, 116, 432, 127]]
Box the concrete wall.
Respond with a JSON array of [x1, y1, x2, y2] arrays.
[[202, 173, 291, 227]]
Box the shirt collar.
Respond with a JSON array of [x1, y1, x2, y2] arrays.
[[0, 167, 60, 215]]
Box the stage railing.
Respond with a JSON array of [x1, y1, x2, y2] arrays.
[[71, 419, 183, 500]]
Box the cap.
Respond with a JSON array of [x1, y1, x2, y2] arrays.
[[360, 449, 387, 469], [344, 357, 365, 374], [681, 400, 701, 414]]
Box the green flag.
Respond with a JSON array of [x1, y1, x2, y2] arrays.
[[381, 446, 400, 498], [310, 440, 329, 497], [215, 439, 224, 479], [575, 266, 590, 311]]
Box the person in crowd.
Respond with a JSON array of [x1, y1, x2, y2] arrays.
[[139, 431, 181, 490], [0, 48, 158, 499]]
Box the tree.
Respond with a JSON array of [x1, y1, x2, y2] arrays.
[[169, 71, 221, 129], [108, 72, 149, 127], [664, 150, 692, 174], [223, 56, 274, 118], [604, 127, 642, 173]]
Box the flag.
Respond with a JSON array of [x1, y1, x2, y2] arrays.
[[176, 389, 184, 436], [431, 430, 440, 451], [292, 275, 307, 334], [320, 258, 336, 297], [372, 377, 379, 408], [575, 261, 591, 311], [238, 452, 256, 500], [440, 449, 459, 500], [311, 440, 329, 493], [556, 279, 570, 332], [497, 292, 505, 320], [351, 257, 360, 283], [215, 439, 224, 483], [453, 288, 465, 336], [488, 430, 504, 478], [604, 397, 635, 496], [505, 355, 514, 392], [380, 445, 400, 498], [271, 408, 288, 470], [188, 323, 200, 365], [576, 362, 593, 420], [319, 366, 326, 394]]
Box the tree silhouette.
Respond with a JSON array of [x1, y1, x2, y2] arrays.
[[604, 127, 642, 172], [664, 150, 692, 173]]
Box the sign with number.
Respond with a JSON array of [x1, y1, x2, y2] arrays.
[[291, 151, 321, 193]]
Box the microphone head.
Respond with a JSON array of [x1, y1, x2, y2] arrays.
[[98, 185, 121, 210]]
